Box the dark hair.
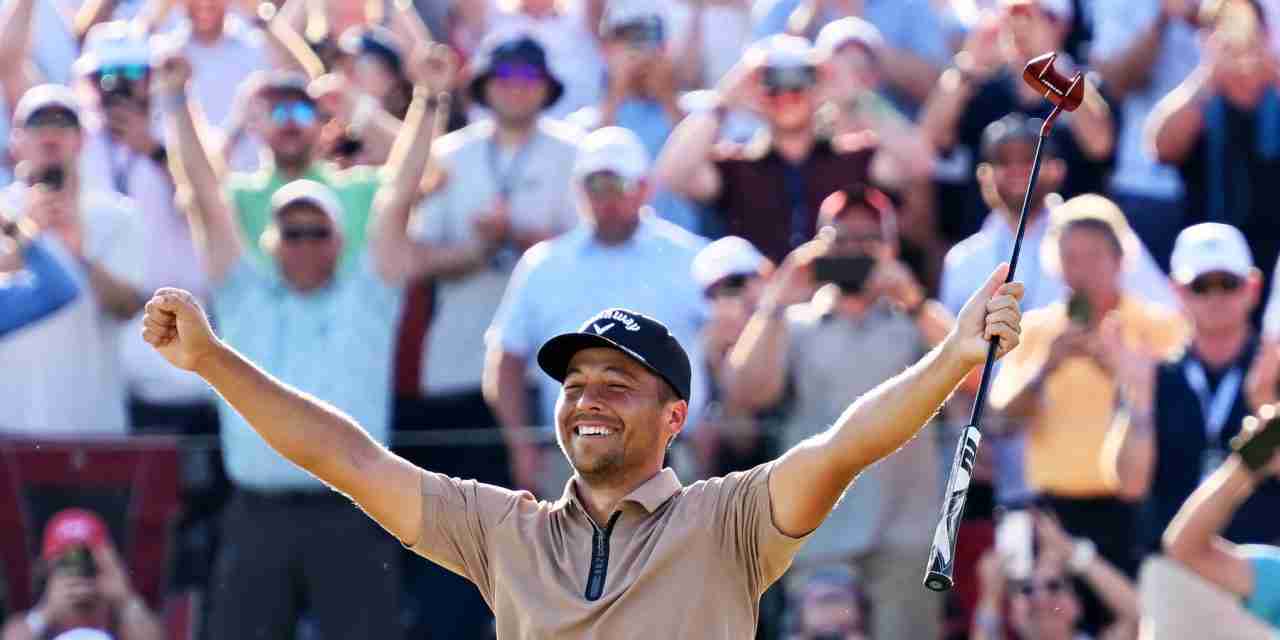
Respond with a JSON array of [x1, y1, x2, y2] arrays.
[[1062, 217, 1123, 257]]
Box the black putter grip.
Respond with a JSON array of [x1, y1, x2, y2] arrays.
[[925, 425, 982, 592], [1233, 413, 1280, 472]]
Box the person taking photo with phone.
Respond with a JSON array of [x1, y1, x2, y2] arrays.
[[721, 186, 953, 640], [989, 194, 1188, 633]]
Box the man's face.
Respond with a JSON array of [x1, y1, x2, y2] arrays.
[[484, 62, 550, 126], [1009, 561, 1080, 639], [262, 94, 320, 169], [273, 205, 340, 292], [1177, 270, 1260, 335], [556, 348, 681, 484], [183, 0, 229, 36], [1000, 3, 1063, 65], [761, 65, 818, 133], [581, 171, 645, 244], [1058, 225, 1122, 302], [1216, 26, 1274, 108], [828, 43, 879, 98], [13, 108, 83, 170], [95, 64, 151, 109], [979, 140, 1065, 214]]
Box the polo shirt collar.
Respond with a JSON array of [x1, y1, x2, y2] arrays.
[[561, 467, 684, 518]]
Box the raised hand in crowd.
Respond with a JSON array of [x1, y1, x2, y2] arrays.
[[1247, 340, 1280, 412]]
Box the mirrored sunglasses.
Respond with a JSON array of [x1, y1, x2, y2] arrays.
[[270, 101, 318, 127], [98, 64, 148, 82], [280, 225, 333, 243]]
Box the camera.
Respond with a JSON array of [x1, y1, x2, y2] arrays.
[[1067, 291, 1092, 326], [32, 165, 66, 192], [813, 254, 875, 294], [334, 135, 364, 158]]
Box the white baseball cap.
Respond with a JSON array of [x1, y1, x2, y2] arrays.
[[692, 236, 767, 291], [600, 0, 664, 34], [815, 17, 884, 57], [13, 84, 83, 127], [73, 21, 152, 77], [270, 179, 345, 225], [572, 126, 650, 183], [1170, 223, 1254, 285], [53, 629, 114, 640], [748, 34, 821, 69]]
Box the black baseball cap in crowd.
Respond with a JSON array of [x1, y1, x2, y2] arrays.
[[980, 112, 1060, 163], [468, 32, 564, 110], [537, 309, 692, 402]]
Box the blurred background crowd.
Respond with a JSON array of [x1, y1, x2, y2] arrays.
[[4, 0, 1280, 638]]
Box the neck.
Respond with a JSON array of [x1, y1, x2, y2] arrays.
[[834, 291, 873, 318], [591, 218, 641, 247], [495, 119, 536, 147], [773, 128, 815, 164], [274, 158, 312, 180], [1194, 323, 1251, 369], [575, 467, 660, 525], [1088, 289, 1122, 323]]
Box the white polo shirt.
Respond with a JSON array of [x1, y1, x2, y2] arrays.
[[0, 186, 144, 435], [409, 117, 582, 397], [487, 214, 709, 430]]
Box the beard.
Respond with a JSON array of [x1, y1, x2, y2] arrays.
[[562, 437, 627, 484]]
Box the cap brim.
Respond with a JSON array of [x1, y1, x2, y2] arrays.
[[536, 332, 682, 399]]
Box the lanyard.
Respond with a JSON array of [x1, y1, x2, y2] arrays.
[[109, 143, 139, 196], [1183, 359, 1243, 444], [487, 135, 536, 198], [780, 161, 809, 251]]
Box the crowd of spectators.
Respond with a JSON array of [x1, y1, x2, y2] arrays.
[[5, 0, 1280, 638]]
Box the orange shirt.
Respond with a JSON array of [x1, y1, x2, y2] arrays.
[[991, 297, 1189, 497]]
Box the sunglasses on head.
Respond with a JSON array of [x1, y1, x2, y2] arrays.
[[1013, 577, 1067, 597], [270, 101, 317, 127], [582, 171, 633, 197], [280, 225, 333, 243], [763, 65, 817, 96], [98, 64, 148, 82], [1190, 272, 1245, 295], [492, 62, 546, 83]]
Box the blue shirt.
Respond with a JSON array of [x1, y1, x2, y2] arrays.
[[212, 256, 402, 491], [0, 240, 79, 339], [1243, 545, 1280, 630], [487, 214, 709, 430]]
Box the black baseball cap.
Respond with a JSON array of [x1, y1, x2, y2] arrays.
[[537, 309, 692, 402], [980, 113, 1059, 163]]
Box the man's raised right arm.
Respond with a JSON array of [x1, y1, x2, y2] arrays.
[[142, 289, 427, 546], [157, 55, 243, 282]]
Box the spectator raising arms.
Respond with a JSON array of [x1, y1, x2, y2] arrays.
[[0, 210, 79, 339], [154, 43, 452, 638]]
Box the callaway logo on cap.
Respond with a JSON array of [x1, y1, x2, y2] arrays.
[[537, 308, 692, 401]]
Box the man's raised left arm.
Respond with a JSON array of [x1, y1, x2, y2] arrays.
[[768, 264, 1023, 537]]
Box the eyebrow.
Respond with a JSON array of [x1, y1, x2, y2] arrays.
[[564, 364, 640, 381]]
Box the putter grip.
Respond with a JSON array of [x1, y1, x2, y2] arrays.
[[924, 425, 982, 592]]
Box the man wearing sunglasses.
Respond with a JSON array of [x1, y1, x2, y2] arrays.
[[72, 23, 221, 440], [483, 126, 710, 498], [722, 186, 954, 640], [152, 45, 457, 639], [657, 34, 878, 265], [1123, 223, 1280, 556], [0, 84, 146, 437]]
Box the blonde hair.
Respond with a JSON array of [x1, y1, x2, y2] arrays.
[[1040, 193, 1143, 276]]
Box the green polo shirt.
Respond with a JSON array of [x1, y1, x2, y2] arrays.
[[226, 162, 383, 270]]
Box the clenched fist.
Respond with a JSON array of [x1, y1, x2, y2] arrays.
[[142, 288, 220, 372], [948, 263, 1024, 367]]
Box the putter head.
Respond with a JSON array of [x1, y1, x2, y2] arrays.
[[1022, 52, 1084, 112]]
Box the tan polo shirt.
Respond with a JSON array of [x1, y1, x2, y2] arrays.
[[406, 461, 809, 638]]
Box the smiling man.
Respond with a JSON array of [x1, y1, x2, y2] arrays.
[[139, 248, 1023, 636]]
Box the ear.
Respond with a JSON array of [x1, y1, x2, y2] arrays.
[[665, 399, 688, 446]]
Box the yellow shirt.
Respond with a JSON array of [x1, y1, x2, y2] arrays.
[[990, 297, 1189, 497]]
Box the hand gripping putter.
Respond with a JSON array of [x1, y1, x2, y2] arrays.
[[923, 52, 1084, 593]]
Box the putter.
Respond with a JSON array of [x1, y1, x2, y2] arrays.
[[923, 52, 1085, 593]]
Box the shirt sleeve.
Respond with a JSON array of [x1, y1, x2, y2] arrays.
[[989, 310, 1047, 410], [406, 470, 527, 602], [486, 248, 542, 357], [1241, 545, 1280, 628], [707, 461, 811, 596], [0, 240, 79, 339]]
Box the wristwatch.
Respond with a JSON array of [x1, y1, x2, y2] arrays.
[[1068, 538, 1097, 574]]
